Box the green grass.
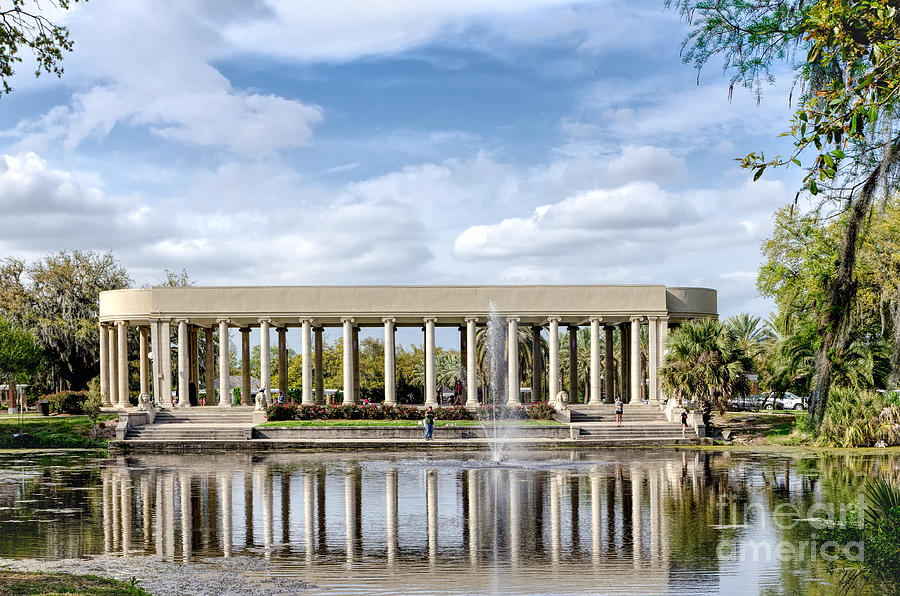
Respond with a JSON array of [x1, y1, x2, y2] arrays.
[[0, 570, 151, 595], [0, 414, 115, 449], [260, 418, 561, 427]]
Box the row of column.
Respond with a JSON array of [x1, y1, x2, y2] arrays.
[[99, 314, 669, 408]]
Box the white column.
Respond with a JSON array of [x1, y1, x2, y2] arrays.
[[139, 327, 150, 399], [177, 319, 190, 407], [304, 471, 315, 563], [116, 320, 129, 409], [591, 471, 601, 566], [507, 317, 520, 406], [658, 317, 669, 402], [509, 470, 520, 566], [300, 318, 313, 405], [465, 317, 478, 408], [550, 472, 561, 565], [605, 326, 615, 403], [259, 318, 271, 399], [383, 317, 396, 405], [218, 318, 231, 407], [99, 324, 111, 406], [108, 325, 118, 408], [341, 317, 355, 404], [589, 317, 601, 405], [648, 316, 659, 404], [424, 317, 437, 406], [630, 316, 642, 404], [548, 317, 560, 406], [160, 320, 173, 407]]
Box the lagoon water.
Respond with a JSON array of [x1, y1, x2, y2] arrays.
[[0, 449, 895, 595]]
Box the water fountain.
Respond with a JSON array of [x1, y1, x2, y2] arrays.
[[475, 302, 519, 463]]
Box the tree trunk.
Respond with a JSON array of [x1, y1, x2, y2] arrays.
[[889, 299, 900, 390], [809, 138, 900, 429]]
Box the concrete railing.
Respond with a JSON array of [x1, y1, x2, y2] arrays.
[[115, 411, 151, 440]]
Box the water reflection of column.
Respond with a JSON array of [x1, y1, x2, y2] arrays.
[[570, 476, 580, 554], [304, 471, 315, 564], [180, 472, 192, 562], [345, 468, 360, 565], [258, 466, 273, 558], [103, 470, 112, 554], [630, 468, 641, 568], [317, 468, 327, 552], [615, 466, 624, 555], [155, 472, 163, 558], [165, 474, 176, 561], [244, 471, 254, 547], [591, 470, 601, 566], [220, 471, 233, 558], [550, 473, 561, 565], [281, 472, 291, 546], [508, 470, 520, 567], [121, 476, 132, 555], [386, 468, 399, 567], [649, 468, 659, 568], [112, 473, 121, 552], [658, 467, 670, 567], [426, 469, 438, 566], [141, 475, 152, 547], [467, 469, 479, 568]]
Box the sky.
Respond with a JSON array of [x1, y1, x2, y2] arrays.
[[0, 0, 805, 323]]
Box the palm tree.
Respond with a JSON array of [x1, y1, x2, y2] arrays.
[[660, 318, 751, 425]]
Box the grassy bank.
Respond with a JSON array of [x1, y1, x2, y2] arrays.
[[709, 411, 812, 446], [0, 414, 116, 449], [0, 570, 151, 595], [260, 419, 562, 427]]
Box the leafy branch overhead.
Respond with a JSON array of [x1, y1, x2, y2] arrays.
[[0, 0, 83, 96], [669, 0, 900, 195]]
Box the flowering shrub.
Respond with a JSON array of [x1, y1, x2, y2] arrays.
[[266, 403, 298, 421], [525, 403, 556, 420], [265, 401, 557, 422]]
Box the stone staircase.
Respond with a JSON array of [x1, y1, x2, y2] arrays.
[[125, 408, 255, 441], [568, 404, 693, 443]]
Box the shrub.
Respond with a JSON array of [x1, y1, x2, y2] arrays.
[[817, 387, 899, 447], [266, 403, 298, 421], [524, 403, 556, 420], [435, 406, 473, 420], [45, 391, 88, 415]]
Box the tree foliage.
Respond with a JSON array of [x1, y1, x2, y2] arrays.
[[670, 0, 900, 428], [0, 0, 83, 96], [0, 251, 131, 391], [660, 318, 751, 425]]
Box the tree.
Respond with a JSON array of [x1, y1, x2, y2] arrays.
[[660, 318, 751, 425], [670, 1, 900, 428], [0, 316, 42, 406], [0, 251, 131, 391], [0, 0, 83, 97]]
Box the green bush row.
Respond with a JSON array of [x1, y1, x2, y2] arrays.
[[265, 402, 557, 422]]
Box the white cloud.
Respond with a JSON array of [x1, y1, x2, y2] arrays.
[[454, 181, 696, 259]]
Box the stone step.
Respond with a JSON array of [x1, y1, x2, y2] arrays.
[[126, 428, 252, 441]]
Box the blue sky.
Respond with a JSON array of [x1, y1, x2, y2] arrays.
[[0, 0, 805, 321]]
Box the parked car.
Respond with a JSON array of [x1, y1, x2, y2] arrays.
[[767, 392, 806, 410]]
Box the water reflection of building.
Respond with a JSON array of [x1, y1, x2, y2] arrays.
[[97, 452, 751, 591]]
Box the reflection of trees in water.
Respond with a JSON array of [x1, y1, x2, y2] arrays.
[[0, 453, 103, 558]]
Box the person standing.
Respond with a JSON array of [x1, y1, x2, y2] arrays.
[[424, 406, 435, 440], [615, 397, 623, 427], [681, 408, 689, 438]]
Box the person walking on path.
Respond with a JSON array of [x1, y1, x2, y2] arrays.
[[615, 397, 623, 427], [681, 408, 689, 438], [424, 406, 435, 440]]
